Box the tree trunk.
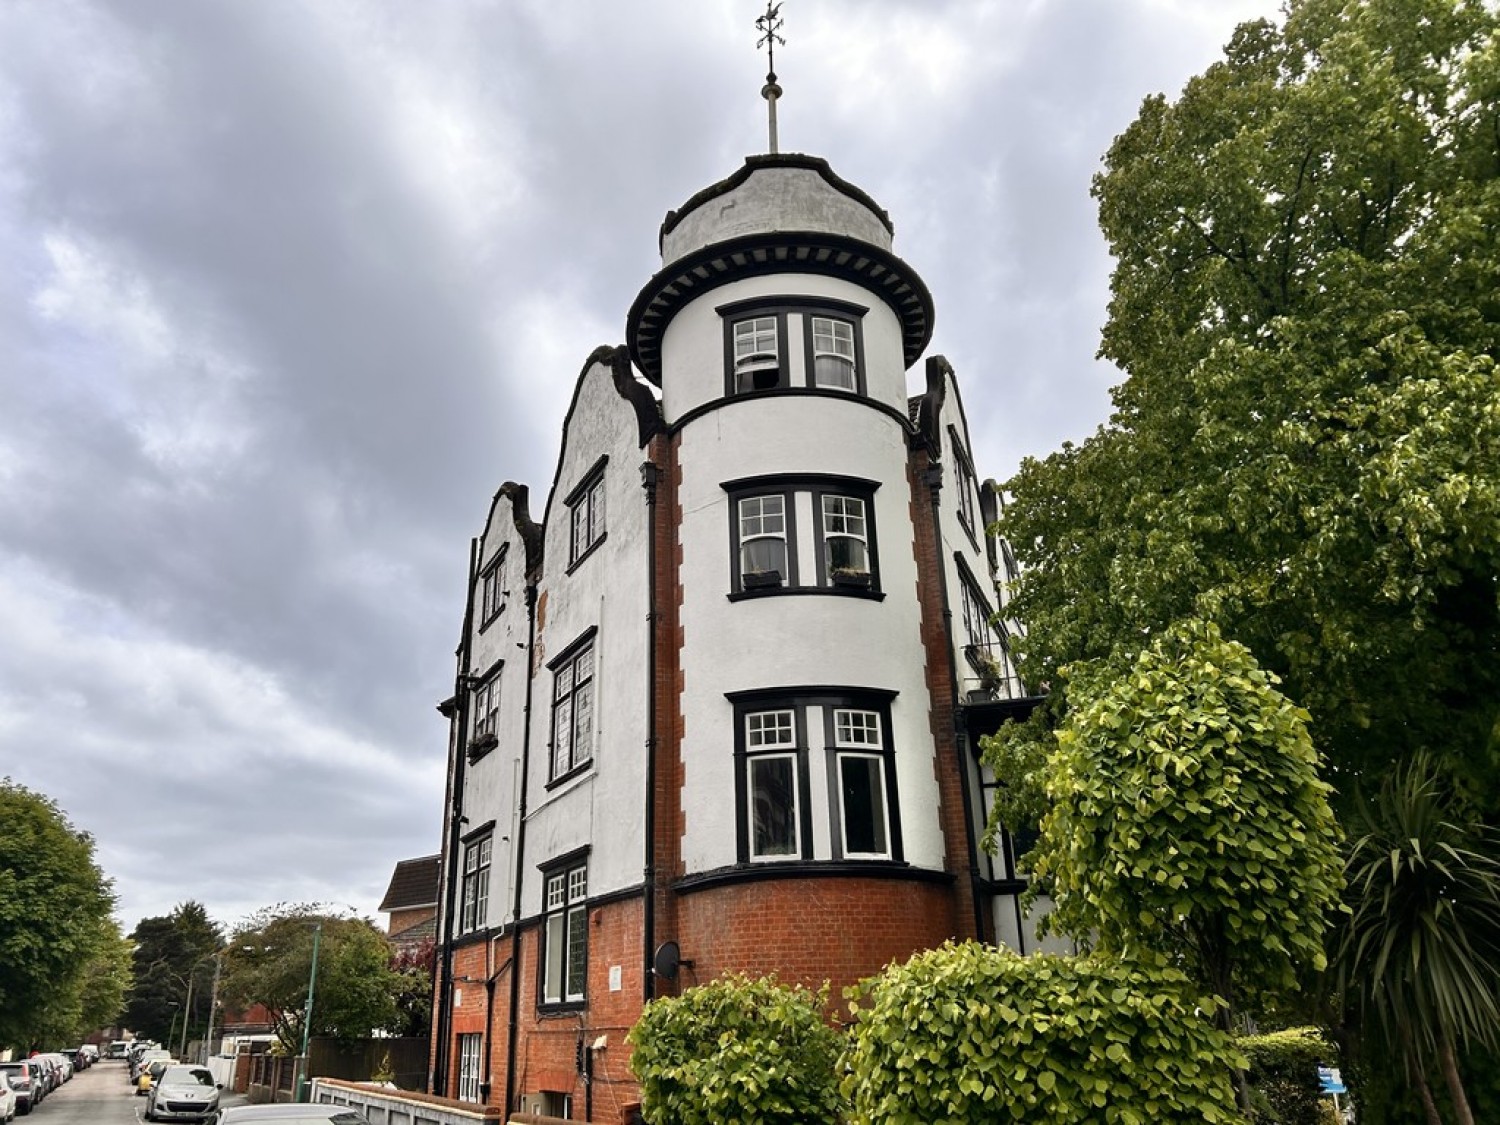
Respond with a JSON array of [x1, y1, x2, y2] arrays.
[[1438, 1035, 1474, 1125], [1398, 1024, 1444, 1125]]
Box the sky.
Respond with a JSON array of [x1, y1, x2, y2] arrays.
[[0, 0, 1285, 937]]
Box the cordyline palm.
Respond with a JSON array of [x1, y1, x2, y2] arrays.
[[1337, 754, 1500, 1125]]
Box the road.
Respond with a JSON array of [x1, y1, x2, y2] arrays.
[[28, 1059, 247, 1125]]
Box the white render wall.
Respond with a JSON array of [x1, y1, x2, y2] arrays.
[[457, 354, 652, 934], [519, 356, 651, 914], [657, 273, 910, 420], [661, 165, 893, 264], [664, 278, 946, 876]]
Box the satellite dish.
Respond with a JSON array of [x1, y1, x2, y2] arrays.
[[652, 941, 693, 980]]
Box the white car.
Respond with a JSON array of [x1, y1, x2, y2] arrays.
[[0, 1076, 15, 1123], [144, 1064, 221, 1123]]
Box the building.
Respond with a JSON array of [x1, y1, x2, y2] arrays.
[[378, 854, 440, 955], [429, 149, 1045, 1122]]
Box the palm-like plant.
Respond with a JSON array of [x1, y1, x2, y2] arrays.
[[1337, 754, 1500, 1125]]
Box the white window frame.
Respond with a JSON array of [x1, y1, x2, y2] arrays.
[[473, 678, 499, 740], [459, 835, 491, 934], [820, 494, 869, 580], [810, 316, 856, 390], [745, 709, 801, 862], [456, 1033, 483, 1103], [542, 861, 588, 1006], [550, 640, 595, 781], [732, 316, 781, 392], [737, 494, 788, 586], [833, 709, 892, 860]]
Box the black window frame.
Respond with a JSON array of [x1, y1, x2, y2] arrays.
[[565, 456, 608, 570], [731, 697, 814, 864], [728, 688, 901, 866], [478, 547, 508, 627], [468, 665, 502, 761], [949, 427, 980, 544], [822, 698, 902, 862], [718, 297, 868, 398], [723, 474, 882, 600], [538, 849, 589, 1010], [546, 630, 597, 785]]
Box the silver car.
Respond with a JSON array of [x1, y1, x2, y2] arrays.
[[145, 1065, 221, 1123]]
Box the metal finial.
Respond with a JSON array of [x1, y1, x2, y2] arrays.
[[755, 1, 785, 154]]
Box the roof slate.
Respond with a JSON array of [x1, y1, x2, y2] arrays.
[[377, 854, 441, 912]]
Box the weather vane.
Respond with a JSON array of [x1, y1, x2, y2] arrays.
[[755, 1, 785, 154]]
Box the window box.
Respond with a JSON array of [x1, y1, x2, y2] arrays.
[[742, 569, 784, 589], [830, 567, 871, 589], [467, 732, 499, 760]]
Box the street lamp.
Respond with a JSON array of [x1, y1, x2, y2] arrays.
[[166, 1002, 182, 1054], [294, 921, 322, 1103]]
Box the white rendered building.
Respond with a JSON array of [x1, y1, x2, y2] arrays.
[[431, 152, 1042, 1122]]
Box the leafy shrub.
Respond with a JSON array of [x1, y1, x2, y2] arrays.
[[626, 973, 844, 1125], [1238, 1026, 1334, 1125], [841, 941, 1243, 1124]]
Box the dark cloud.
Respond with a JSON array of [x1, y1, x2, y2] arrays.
[[0, 0, 1280, 931]]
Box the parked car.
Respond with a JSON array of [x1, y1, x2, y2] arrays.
[[79, 1044, 101, 1064], [0, 1060, 35, 1116], [144, 1064, 221, 1123], [0, 1065, 20, 1121], [216, 1107, 370, 1124], [23, 1057, 53, 1100], [108, 1039, 133, 1059], [133, 1048, 173, 1083], [39, 1052, 72, 1082]]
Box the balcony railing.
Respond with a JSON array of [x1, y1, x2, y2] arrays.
[[962, 639, 1028, 702]]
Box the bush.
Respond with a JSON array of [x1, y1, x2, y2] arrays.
[[1238, 1027, 1334, 1125], [841, 941, 1244, 1124], [626, 973, 844, 1125]]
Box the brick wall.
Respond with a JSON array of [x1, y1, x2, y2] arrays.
[[668, 875, 960, 1008]]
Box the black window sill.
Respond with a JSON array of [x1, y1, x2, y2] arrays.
[[467, 735, 499, 763], [476, 606, 507, 634], [544, 761, 595, 791], [537, 1000, 587, 1016], [728, 586, 885, 603], [565, 533, 607, 575]]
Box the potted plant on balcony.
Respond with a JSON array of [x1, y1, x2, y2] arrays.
[[742, 569, 783, 590], [974, 652, 1005, 695]]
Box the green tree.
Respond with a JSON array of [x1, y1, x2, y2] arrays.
[[0, 779, 119, 1051], [1024, 621, 1344, 1108], [220, 905, 401, 1051], [995, 0, 1500, 817], [126, 901, 226, 1045], [1337, 754, 1500, 1125], [74, 920, 134, 1041], [842, 941, 1242, 1124], [628, 973, 845, 1125], [389, 937, 434, 1039]]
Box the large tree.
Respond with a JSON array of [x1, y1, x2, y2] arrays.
[[994, 0, 1500, 814], [126, 901, 226, 1046], [0, 780, 120, 1049], [219, 905, 402, 1052]]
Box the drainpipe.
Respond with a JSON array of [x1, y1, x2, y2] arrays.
[[434, 537, 481, 1094], [503, 581, 539, 1117], [640, 460, 660, 1002], [926, 465, 988, 943]]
